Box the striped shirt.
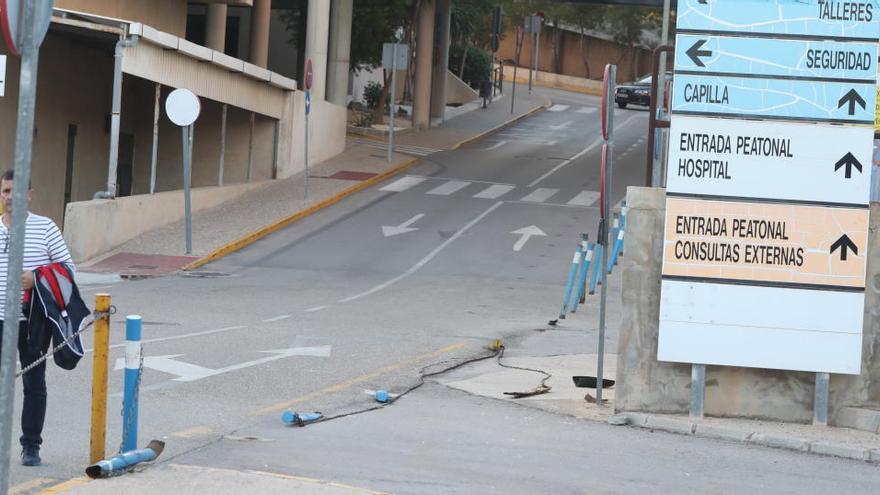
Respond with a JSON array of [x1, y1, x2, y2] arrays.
[[0, 213, 74, 319]]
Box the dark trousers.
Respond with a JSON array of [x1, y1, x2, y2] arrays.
[[0, 320, 47, 448]]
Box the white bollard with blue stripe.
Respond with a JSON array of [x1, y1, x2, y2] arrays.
[[122, 315, 142, 453]]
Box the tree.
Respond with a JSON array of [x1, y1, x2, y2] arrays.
[[450, 0, 496, 79], [603, 7, 663, 80]]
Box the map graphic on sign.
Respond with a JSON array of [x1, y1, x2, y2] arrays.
[[658, 0, 877, 375]]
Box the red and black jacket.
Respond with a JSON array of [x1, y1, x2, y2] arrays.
[[25, 263, 89, 370]]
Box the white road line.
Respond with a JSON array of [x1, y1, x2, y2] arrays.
[[577, 107, 598, 114], [568, 191, 600, 207], [305, 305, 329, 313], [380, 176, 426, 192], [427, 180, 471, 196], [473, 184, 516, 199], [550, 120, 573, 131], [482, 140, 508, 151], [339, 202, 504, 303], [520, 188, 559, 203], [84, 325, 250, 353], [527, 113, 641, 188], [548, 104, 570, 112], [263, 314, 292, 323]]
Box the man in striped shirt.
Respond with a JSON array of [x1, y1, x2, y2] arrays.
[[0, 169, 74, 467]]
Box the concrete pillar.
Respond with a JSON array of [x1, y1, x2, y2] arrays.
[[206, 2, 228, 52], [431, 0, 451, 120], [249, 0, 271, 68], [305, 0, 332, 100], [413, 0, 436, 130], [326, 0, 353, 106]]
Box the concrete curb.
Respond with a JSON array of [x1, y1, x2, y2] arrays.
[[612, 412, 880, 464], [182, 103, 548, 271]]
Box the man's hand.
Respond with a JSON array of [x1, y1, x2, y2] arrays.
[[21, 271, 34, 291]]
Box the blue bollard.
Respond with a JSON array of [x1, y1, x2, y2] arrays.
[[559, 242, 585, 318], [571, 242, 595, 314], [608, 229, 625, 273], [282, 410, 323, 426], [122, 316, 142, 453], [589, 244, 604, 295], [619, 202, 627, 256]]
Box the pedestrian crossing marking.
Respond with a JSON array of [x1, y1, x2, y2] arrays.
[[548, 105, 570, 112], [473, 184, 516, 199], [380, 176, 426, 192], [427, 181, 471, 196], [568, 191, 600, 206], [520, 188, 559, 203], [577, 107, 598, 114]]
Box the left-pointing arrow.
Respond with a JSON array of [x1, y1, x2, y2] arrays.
[[838, 89, 866, 116], [831, 234, 858, 261], [834, 152, 863, 179], [382, 213, 425, 237], [686, 39, 712, 67]]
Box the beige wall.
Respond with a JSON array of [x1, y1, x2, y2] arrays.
[[55, 0, 188, 37], [0, 33, 114, 225], [498, 26, 654, 84]]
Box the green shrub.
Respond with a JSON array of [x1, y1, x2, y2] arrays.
[[448, 45, 492, 90], [363, 81, 383, 109]]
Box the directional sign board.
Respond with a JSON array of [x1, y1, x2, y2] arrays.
[[0, 54, 5, 96], [659, 0, 879, 374]]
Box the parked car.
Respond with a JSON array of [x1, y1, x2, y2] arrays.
[[614, 74, 652, 109]]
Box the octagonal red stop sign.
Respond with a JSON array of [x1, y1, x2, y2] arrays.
[[304, 58, 313, 91]]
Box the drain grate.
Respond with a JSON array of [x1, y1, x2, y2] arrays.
[[179, 271, 235, 279]]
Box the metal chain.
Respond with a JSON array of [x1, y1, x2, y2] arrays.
[[15, 306, 117, 378], [117, 342, 144, 459]]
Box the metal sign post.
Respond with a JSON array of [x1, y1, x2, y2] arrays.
[[382, 43, 409, 164], [596, 64, 616, 405], [304, 58, 313, 201], [511, 27, 524, 115], [165, 88, 201, 255], [0, 1, 54, 492]]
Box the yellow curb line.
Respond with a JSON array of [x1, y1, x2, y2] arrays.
[[35, 478, 90, 495], [183, 103, 547, 271]]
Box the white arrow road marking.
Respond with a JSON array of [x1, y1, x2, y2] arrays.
[[511, 226, 547, 252], [481, 140, 508, 151], [114, 355, 216, 382], [114, 345, 333, 383], [382, 213, 425, 237], [550, 120, 572, 131]]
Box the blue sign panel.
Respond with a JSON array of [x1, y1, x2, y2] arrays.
[[677, 0, 880, 41], [671, 74, 876, 123], [675, 34, 877, 82]]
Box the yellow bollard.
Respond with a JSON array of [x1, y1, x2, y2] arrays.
[[89, 294, 111, 464]]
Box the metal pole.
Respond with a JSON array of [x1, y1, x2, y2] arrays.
[[814, 372, 830, 426], [511, 29, 522, 115], [150, 83, 160, 194], [247, 112, 255, 182], [690, 364, 706, 418], [653, 0, 672, 187], [388, 43, 398, 163], [304, 94, 310, 201], [182, 125, 193, 254], [89, 294, 111, 464], [219, 104, 227, 186], [596, 64, 616, 405], [528, 30, 534, 94], [0, 2, 48, 490], [273, 120, 280, 179], [122, 315, 142, 452], [535, 29, 540, 83]]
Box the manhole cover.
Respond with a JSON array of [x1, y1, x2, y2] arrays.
[[179, 271, 235, 278]]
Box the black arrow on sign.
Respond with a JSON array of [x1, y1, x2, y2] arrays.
[[838, 89, 866, 116], [686, 40, 712, 67], [831, 234, 858, 261], [834, 152, 863, 179]]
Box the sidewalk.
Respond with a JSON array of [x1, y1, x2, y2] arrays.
[[80, 89, 549, 277]]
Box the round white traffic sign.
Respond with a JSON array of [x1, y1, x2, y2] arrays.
[[165, 88, 201, 127], [1, 0, 53, 56]]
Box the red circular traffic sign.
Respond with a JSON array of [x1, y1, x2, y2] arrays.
[[601, 65, 611, 140], [1, 0, 53, 56], [304, 58, 313, 91]]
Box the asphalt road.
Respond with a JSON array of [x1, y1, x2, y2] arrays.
[[11, 88, 876, 494]]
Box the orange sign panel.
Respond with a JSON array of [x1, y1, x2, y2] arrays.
[[662, 197, 868, 289]]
